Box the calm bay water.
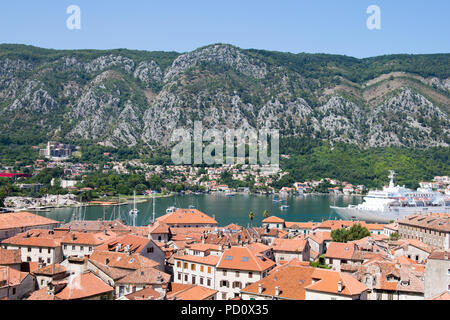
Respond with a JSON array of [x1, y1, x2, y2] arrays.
[[33, 194, 363, 227]]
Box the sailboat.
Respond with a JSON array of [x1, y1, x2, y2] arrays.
[[128, 191, 139, 227]]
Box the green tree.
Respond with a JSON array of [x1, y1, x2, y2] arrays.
[[263, 210, 269, 219], [249, 211, 254, 227], [389, 232, 401, 241], [331, 224, 371, 242]]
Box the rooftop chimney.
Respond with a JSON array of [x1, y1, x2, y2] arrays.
[[337, 281, 343, 293], [258, 283, 263, 294], [275, 286, 280, 296]]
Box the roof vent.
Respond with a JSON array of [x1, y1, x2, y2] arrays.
[[337, 281, 343, 293]]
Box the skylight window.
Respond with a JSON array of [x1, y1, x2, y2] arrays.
[[242, 257, 249, 262], [225, 255, 233, 261]]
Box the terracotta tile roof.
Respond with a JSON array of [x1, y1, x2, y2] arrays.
[[269, 258, 310, 274], [61, 219, 132, 233], [242, 265, 315, 300], [0, 212, 59, 230], [246, 242, 271, 254], [116, 267, 171, 285], [148, 221, 171, 234], [307, 231, 332, 244], [262, 216, 285, 224], [125, 286, 161, 300], [27, 288, 59, 300], [167, 283, 217, 300], [60, 231, 117, 246], [174, 254, 220, 266], [87, 258, 131, 281], [0, 248, 21, 265], [157, 208, 217, 225], [170, 227, 215, 235], [56, 272, 113, 300], [1, 229, 67, 248], [271, 238, 308, 252], [89, 250, 159, 270], [187, 243, 221, 252], [285, 221, 317, 229], [217, 246, 275, 272], [0, 266, 29, 287], [393, 239, 435, 254], [94, 234, 153, 254], [428, 250, 450, 260], [305, 269, 368, 296], [32, 264, 67, 276], [355, 260, 424, 293], [399, 214, 450, 232], [384, 222, 398, 231], [325, 242, 356, 260], [224, 224, 242, 231]]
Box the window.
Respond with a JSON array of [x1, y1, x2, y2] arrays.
[[192, 276, 196, 284], [147, 247, 154, 253], [27, 257, 31, 262], [89, 247, 93, 251], [207, 278, 211, 287], [178, 273, 181, 281], [27, 247, 31, 252], [223, 270, 227, 276], [207, 266, 211, 274], [222, 293, 227, 300], [200, 265, 204, 272], [177, 261, 181, 268], [184, 274, 188, 282], [191, 264, 196, 271], [72, 246, 76, 250], [233, 281, 242, 289], [39, 248, 42, 253], [249, 272, 253, 278], [200, 277, 204, 285], [236, 271, 240, 277], [225, 255, 233, 261], [64, 245, 67, 250], [184, 263, 188, 269]]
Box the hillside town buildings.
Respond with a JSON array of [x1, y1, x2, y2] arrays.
[[0, 208, 448, 300]]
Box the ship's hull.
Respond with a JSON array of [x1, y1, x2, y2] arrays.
[[330, 205, 450, 223]]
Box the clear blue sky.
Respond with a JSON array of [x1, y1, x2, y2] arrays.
[[0, 0, 448, 58]]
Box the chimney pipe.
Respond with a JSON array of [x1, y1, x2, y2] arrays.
[[258, 283, 263, 294], [338, 281, 343, 293], [275, 286, 280, 296]]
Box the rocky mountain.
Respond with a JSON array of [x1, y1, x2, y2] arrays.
[[0, 43, 449, 150]]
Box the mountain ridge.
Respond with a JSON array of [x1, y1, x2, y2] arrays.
[[0, 43, 448, 150]]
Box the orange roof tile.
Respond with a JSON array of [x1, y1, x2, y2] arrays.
[[325, 242, 356, 260], [157, 209, 217, 225], [56, 272, 113, 300], [242, 265, 314, 300], [262, 216, 285, 224], [305, 269, 368, 296], [272, 238, 308, 252], [0, 212, 59, 230], [217, 246, 275, 272], [0, 248, 21, 265]]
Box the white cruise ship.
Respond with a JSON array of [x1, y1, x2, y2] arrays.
[[331, 171, 450, 223]]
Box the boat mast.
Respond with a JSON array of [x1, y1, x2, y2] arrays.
[[152, 193, 156, 223]]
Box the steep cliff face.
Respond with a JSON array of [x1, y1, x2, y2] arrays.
[[0, 44, 448, 149]]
